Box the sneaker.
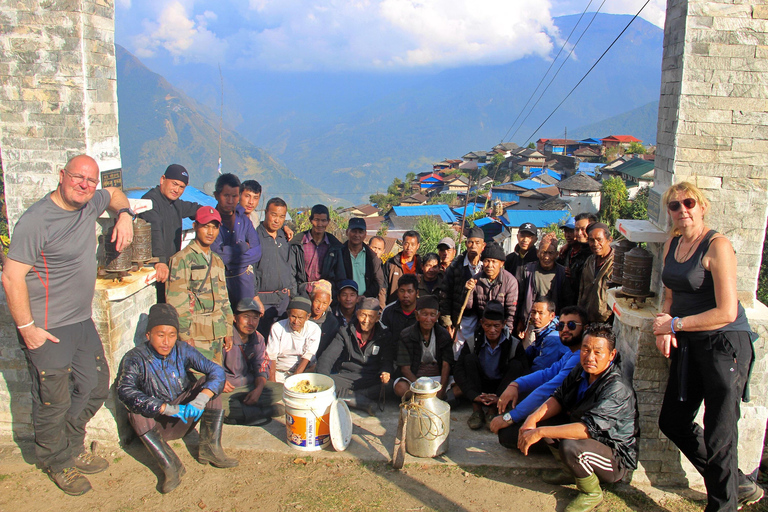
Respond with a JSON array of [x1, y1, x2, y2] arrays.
[[467, 410, 484, 430], [46, 467, 92, 496], [74, 451, 109, 474], [738, 480, 764, 510]]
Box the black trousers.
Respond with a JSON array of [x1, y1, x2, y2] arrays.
[[20, 320, 109, 472], [559, 438, 626, 482], [454, 352, 523, 402], [658, 330, 752, 512]]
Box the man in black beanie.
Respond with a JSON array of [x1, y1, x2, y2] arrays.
[[453, 301, 528, 430], [140, 164, 202, 300], [117, 304, 237, 494]]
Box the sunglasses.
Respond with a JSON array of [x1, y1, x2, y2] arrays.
[[667, 198, 696, 212], [556, 320, 582, 331]]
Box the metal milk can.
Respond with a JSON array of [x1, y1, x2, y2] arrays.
[[403, 377, 450, 458]]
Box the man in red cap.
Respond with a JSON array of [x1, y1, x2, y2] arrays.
[[167, 206, 234, 365]]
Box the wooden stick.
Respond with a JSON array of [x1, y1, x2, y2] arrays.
[[451, 288, 472, 343]]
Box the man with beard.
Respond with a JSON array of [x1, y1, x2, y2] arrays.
[[316, 297, 393, 415], [210, 173, 262, 307], [490, 306, 588, 448], [561, 213, 596, 307], [439, 227, 486, 358], [384, 230, 423, 303]]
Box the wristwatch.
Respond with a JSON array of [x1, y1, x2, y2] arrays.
[[502, 412, 513, 423], [117, 207, 136, 220], [674, 317, 684, 332]]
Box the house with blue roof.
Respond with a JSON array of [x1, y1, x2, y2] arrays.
[[388, 205, 458, 224], [498, 210, 570, 253]]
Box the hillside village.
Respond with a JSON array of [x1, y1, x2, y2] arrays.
[[339, 135, 653, 255]]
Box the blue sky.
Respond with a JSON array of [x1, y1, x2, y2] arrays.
[[115, 0, 666, 71]]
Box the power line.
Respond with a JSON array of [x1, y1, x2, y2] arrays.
[[506, 0, 607, 143], [522, 0, 652, 145], [500, 0, 595, 143]]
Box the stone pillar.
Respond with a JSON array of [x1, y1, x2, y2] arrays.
[[0, 0, 121, 232]]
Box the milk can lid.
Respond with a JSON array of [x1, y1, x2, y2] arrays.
[[330, 399, 352, 451], [411, 377, 441, 393]]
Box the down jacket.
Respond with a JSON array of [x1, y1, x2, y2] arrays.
[[465, 268, 519, 333], [553, 353, 639, 470], [117, 341, 226, 418], [316, 321, 394, 381]]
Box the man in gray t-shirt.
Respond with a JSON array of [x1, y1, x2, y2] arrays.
[[2, 155, 133, 496]]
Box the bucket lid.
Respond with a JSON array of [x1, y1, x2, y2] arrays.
[[329, 399, 352, 452], [411, 377, 441, 394]]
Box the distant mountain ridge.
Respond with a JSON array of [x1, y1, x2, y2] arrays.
[[115, 45, 336, 207], [569, 101, 660, 145]]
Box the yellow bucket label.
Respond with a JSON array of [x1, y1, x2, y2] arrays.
[[286, 412, 330, 448]]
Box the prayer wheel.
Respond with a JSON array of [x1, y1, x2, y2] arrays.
[[611, 239, 637, 286], [131, 218, 153, 263], [621, 247, 653, 297], [104, 227, 133, 272]]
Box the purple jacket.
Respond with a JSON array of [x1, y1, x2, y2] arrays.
[[465, 269, 519, 332], [222, 327, 269, 388], [212, 206, 262, 304]]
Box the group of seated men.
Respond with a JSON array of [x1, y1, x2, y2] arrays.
[[118, 164, 634, 506]]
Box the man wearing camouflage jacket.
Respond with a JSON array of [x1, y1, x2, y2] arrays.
[[167, 206, 234, 364]]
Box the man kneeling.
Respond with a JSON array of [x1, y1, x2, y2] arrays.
[[316, 297, 394, 415], [117, 304, 238, 494]]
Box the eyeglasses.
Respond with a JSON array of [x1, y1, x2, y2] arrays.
[[65, 170, 99, 187], [557, 320, 582, 331], [667, 198, 696, 212]]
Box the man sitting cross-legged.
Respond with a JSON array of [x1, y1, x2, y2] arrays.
[[393, 295, 454, 400], [266, 297, 322, 383], [453, 301, 529, 430], [220, 298, 284, 425], [117, 304, 237, 494], [316, 297, 394, 415], [490, 305, 588, 449]]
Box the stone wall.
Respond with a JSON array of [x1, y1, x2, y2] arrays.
[[653, 0, 768, 307], [0, 0, 121, 232]]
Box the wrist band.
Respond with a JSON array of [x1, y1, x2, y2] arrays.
[[670, 317, 678, 334], [17, 320, 34, 330]]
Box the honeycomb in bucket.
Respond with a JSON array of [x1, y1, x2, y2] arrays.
[[289, 380, 330, 393]]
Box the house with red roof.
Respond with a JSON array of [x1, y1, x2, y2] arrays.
[[601, 135, 642, 150]]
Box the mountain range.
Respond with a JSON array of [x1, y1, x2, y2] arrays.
[[116, 13, 663, 205]]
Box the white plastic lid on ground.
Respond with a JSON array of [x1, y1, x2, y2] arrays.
[[329, 399, 352, 451]]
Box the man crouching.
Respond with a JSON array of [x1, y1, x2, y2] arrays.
[[117, 304, 238, 494]]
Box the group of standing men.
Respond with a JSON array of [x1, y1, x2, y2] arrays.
[[3, 156, 623, 500]]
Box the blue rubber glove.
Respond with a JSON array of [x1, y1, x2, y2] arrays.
[[184, 404, 204, 422], [164, 404, 189, 423], [185, 393, 210, 422]]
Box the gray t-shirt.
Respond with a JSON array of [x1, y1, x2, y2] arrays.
[[8, 189, 110, 329]]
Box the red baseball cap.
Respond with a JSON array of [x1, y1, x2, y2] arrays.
[[195, 206, 221, 225]]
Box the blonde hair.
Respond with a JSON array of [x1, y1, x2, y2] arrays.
[[661, 181, 710, 236]]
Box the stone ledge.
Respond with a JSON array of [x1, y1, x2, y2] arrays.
[[615, 219, 668, 243], [94, 267, 156, 302]]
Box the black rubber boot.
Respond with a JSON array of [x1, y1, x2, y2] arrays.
[[139, 427, 185, 493], [198, 409, 239, 468]]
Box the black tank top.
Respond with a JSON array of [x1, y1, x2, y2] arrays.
[[661, 230, 750, 332]]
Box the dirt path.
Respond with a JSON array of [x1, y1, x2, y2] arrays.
[[0, 442, 730, 512]]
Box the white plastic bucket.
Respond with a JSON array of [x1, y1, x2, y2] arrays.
[[283, 373, 336, 451]]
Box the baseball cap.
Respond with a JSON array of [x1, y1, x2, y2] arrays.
[[164, 164, 189, 185], [195, 206, 221, 225], [519, 222, 537, 236], [235, 298, 264, 315], [338, 279, 359, 293], [348, 218, 366, 231], [561, 217, 576, 230], [437, 237, 456, 250]]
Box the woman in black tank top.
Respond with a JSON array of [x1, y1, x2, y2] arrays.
[[651, 182, 760, 511]]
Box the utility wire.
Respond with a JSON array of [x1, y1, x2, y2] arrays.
[[506, 0, 607, 143], [500, 0, 595, 143], [522, 0, 651, 145]]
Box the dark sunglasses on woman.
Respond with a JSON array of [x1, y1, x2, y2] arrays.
[[556, 320, 582, 331], [667, 198, 696, 211]]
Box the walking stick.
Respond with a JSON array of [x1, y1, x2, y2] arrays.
[[451, 288, 472, 343]]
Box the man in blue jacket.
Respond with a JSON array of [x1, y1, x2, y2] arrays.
[[117, 304, 237, 494], [489, 305, 587, 449], [524, 297, 570, 372]]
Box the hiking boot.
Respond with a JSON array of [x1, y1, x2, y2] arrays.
[[467, 410, 484, 430], [738, 479, 764, 510], [46, 467, 92, 496], [74, 450, 109, 474], [565, 473, 603, 512]]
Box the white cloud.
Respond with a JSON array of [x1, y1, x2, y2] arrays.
[[552, 0, 666, 28], [132, 1, 227, 64]]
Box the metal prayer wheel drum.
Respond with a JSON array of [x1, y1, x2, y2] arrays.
[[404, 377, 450, 458], [103, 228, 133, 272], [621, 247, 653, 297], [131, 218, 153, 263], [611, 239, 637, 286]]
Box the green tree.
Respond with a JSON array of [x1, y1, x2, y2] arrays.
[[600, 177, 629, 232], [604, 146, 619, 162], [405, 172, 416, 183], [527, 142, 535, 149], [414, 216, 455, 256], [623, 187, 649, 220], [387, 177, 403, 196], [626, 141, 646, 154]]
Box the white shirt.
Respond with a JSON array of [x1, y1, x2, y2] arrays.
[[266, 319, 322, 374]]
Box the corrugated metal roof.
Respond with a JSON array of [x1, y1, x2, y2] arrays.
[[503, 210, 570, 228], [613, 158, 655, 180], [452, 203, 484, 218], [510, 179, 546, 190], [391, 205, 457, 223]]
